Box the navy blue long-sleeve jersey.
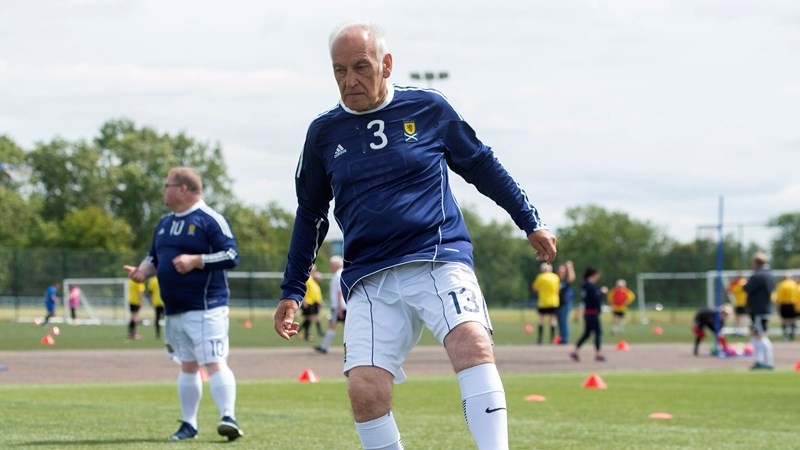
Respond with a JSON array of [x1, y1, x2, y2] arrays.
[[281, 85, 547, 302], [145, 200, 239, 315], [581, 280, 605, 315], [743, 266, 775, 315]]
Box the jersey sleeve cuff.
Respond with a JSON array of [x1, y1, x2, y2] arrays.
[[281, 292, 304, 305]]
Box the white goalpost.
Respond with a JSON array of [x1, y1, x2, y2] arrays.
[[62, 272, 291, 325], [62, 277, 130, 325], [636, 268, 800, 325]]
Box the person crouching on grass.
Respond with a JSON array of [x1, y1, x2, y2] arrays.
[[693, 304, 732, 356]]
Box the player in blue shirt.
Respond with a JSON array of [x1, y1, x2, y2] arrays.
[[41, 281, 60, 326], [273, 22, 557, 450], [124, 167, 244, 442]]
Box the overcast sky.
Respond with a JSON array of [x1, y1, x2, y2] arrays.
[[1, 0, 798, 248]]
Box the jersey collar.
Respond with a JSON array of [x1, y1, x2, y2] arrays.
[[339, 84, 395, 115], [174, 199, 206, 217]]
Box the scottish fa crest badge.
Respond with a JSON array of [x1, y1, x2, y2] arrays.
[[403, 121, 418, 142]]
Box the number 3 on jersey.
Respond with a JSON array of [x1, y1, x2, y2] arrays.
[[448, 288, 480, 314], [367, 119, 387, 150]]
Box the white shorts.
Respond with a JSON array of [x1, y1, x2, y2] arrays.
[[165, 306, 230, 365], [343, 261, 493, 383]]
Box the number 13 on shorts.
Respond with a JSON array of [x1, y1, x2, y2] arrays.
[[448, 287, 481, 314]]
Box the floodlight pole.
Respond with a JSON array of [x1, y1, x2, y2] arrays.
[[713, 196, 724, 356], [409, 71, 449, 88]]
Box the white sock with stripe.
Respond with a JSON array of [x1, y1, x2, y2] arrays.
[[354, 411, 403, 449], [458, 363, 508, 450]]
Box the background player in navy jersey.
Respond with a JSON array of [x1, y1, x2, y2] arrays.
[[273, 22, 557, 450], [124, 167, 243, 442], [570, 267, 608, 362]]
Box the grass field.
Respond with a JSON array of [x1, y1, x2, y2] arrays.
[[1, 371, 796, 449], [0, 307, 738, 351]]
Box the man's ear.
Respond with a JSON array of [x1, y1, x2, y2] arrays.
[[382, 53, 393, 79]]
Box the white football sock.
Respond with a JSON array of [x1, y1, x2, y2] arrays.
[[355, 411, 403, 449], [321, 328, 336, 350], [209, 366, 237, 418], [177, 371, 202, 429], [458, 363, 508, 450], [761, 337, 774, 367], [752, 337, 764, 364]]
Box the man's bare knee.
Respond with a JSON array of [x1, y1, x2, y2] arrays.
[[444, 321, 495, 373], [348, 366, 394, 422], [181, 361, 199, 373]]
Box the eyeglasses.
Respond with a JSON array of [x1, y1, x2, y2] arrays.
[[163, 183, 182, 189]]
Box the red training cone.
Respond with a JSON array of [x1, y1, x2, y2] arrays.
[[616, 340, 630, 351], [298, 368, 319, 383], [652, 326, 663, 335], [794, 361, 800, 372], [524, 324, 533, 334], [243, 320, 252, 329], [552, 335, 562, 344], [581, 373, 607, 389], [41, 335, 55, 346]]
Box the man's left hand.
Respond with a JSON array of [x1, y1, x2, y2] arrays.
[[172, 254, 203, 274]]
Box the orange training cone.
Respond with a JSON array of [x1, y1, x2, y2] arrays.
[[616, 340, 630, 351], [243, 320, 252, 329], [41, 335, 55, 345], [652, 326, 663, 335], [298, 368, 319, 383], [524, 324, 533, 334], [581, 373, 607, 389]]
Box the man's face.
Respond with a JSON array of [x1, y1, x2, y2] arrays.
[[331, 31, 392, 112], [162, 176, 182, 210]]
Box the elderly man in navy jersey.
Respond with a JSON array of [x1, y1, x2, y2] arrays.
[[273, 22, 557, 450], [125, 167, 243, 442]]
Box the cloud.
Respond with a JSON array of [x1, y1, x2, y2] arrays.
[[1, 0, 798, 250]]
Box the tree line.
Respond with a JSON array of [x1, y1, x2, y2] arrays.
[[2, 119, 799, 305]]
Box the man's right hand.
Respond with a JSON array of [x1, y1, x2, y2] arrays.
[[274, 299, 300, 340], [122, 265, 146, 283], [528, 229, 558, 264]]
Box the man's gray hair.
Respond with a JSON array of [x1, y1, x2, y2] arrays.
[[329, 21, 389, 64]]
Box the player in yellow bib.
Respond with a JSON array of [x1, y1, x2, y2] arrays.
[[532, 263, 561, 345], [128, 280, 145, 339], [727, 274, 747, 333], [299, 265, 324, 341], [775, 274, 798, 341], [147, 276, 165, 338]]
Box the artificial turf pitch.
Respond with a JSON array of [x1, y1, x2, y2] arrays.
[[1, 371, 796, 449]]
